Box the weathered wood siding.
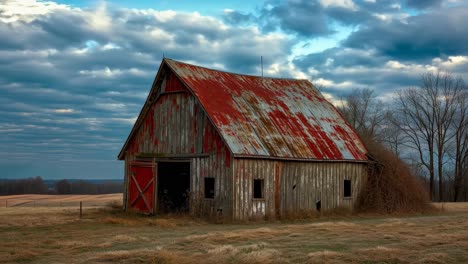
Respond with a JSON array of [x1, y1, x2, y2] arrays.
[[279, 162, 366, 216], [123, 74, 233, 218], [232, 159, 277, 220], [233, 159, 367, 220]]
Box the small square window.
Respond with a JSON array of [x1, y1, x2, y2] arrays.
[[253, 179, 264, 199], [204, 177, 215, 199], [344, 179, 352, 198]]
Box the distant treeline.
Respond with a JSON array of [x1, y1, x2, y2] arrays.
[[0, 177, 48, 195], [54, 179, 122, 194], [0, 177, 123, 195]]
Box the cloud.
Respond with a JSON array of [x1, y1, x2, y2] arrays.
[[344, 6, 468, 61], [223, 9, 256, 25], [0, 0, 70, 23], [294, 47, 468, 103], [1, 0, 468, 179], [51, 109, 76, 113], [406, 0, 443, 9], [282, 1, 468, 103], [319, 0, 357, 10], [222, 1, 334, 37], [222, 0, 411, 37], [0, 0, 292, 179]]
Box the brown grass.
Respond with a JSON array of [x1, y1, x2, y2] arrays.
[[0, 193, 122, 207], [100, 209, 206, 228], [433, 202, 468, 213], [0, 198, 468, 263]]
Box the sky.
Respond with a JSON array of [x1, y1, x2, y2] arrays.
[[1, 0, 467, 179]]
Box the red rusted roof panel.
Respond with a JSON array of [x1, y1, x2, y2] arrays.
[[165, 59, 367, 161]]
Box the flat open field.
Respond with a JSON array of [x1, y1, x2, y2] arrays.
[[0, 194, 122, 207], [0, 197, 467, 264]]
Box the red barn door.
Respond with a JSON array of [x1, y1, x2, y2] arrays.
[[128, 162, 156, 214]]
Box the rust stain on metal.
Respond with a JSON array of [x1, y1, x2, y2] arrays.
[[165, 59, 367, 161]]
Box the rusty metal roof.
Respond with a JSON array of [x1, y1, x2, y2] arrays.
[[165, 59, 367, 161]]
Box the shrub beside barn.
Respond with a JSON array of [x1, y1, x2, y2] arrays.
[[118, 59, 368, 221]]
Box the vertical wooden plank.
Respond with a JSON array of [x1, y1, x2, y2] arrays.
[[312, 163, 316, 210], [289, 163, 292, 215], [238, 159, 242, 220], [220, 146, 225, 217], [183, 94, 188, 154], [244, 159, 249, 221], [296, 163, 300, 212], [239, 159, 244, 220], [283, 164, 288, 215], [153, 161, 158, 214], [324, 163, 327, 209], [308, 164, 311, 212], [268, 160, 274, 218], [333, 164, 336, 209], [161, 97, 166, 153], [156, 100, 161, 153], [233, 159, 238, 220], [321, 163, 325, 210], [247, 160, 253, 218], [338, 164, 342, 208], [124, 155, 129, 210], [314, 163, 318, 210], [177, 94, 182, 153], [302, 163, 306, 211]]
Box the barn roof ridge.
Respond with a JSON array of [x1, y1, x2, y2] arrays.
[[163, 58, 309, 81]]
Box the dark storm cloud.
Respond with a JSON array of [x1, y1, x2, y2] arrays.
[[222, 0, 409, 37], [286, 1, 468, 101], [294, 47, 385, 72], [344, 6, 468, 61], [325, 7, 373, 25], [222, 1, 333, 37], [266, 1, 332, 36], [223, 10, 256, 25], [354, 0, 402, 12], [406, 0, 443, 9]]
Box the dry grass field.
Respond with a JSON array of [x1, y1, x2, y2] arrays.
[[0, 196, 467, 264], [0, 194, 122, 208]]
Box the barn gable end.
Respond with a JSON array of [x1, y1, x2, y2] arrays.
[[120, 63, 233, 218]]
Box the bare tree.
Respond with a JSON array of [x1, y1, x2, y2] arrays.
[[337, 74, 467, 202], [450, 83, 468, 201], [394, 72, 465, 201], [429, 73, 462, 201], [381, 111, 406, 157], [394, 86, 436, 200], [339, 88, 385, 141]]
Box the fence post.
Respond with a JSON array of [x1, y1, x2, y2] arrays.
[[80, 201, 82, 219]]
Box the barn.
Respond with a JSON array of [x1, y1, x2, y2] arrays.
[[118, 58, 368, 221]]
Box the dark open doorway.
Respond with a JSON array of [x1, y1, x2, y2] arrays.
[[157, 162, 190, 214]]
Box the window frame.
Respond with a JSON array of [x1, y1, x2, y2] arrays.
[[253, 179, 265, 200], [204, 177, 215, 199], [343, 179, 352, 199]]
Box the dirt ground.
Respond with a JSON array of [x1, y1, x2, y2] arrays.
[[0, 197, 467, 264]]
